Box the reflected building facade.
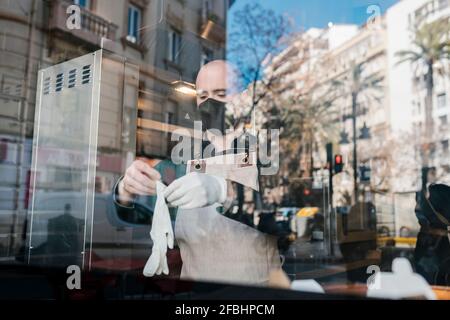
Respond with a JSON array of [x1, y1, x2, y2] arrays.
[[0, 0, 228, 264], [266, 0, 450, 238]]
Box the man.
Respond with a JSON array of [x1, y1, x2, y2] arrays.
[[113, 60, 281, 285]]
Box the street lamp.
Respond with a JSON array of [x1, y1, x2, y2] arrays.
[[359, 122, 371, 140], [171, 80, 197, 96], [339, 107, 371, 203]]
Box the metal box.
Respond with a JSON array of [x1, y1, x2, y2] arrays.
[[27, 50, 142, 270]]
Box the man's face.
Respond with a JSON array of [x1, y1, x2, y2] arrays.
[[195, 61, 235, 106]]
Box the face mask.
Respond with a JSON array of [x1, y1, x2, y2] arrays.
[[196, 98, 225, 135]]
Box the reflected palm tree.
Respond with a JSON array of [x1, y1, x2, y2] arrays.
[[396, 19, 450, 167], [281, 93, 337, 178]]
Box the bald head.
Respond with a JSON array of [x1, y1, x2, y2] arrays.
[[195, 60, 240, 106]]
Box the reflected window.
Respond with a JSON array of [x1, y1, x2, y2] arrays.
[[127, 3, 142, 44], [442, 140, 449, 154], [200, 47, 214, 66], [73, 0, 90, 9], [166, 111, 174, 125], [168, 28, 182, 64], [430, 142, 437, 158], [202, 0, 212, 19], [437, 92, 447, 109]]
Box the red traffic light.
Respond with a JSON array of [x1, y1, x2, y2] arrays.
[[334, 154, 344, 173]]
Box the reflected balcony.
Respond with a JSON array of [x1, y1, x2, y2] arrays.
[[49, 0, 118, 48]]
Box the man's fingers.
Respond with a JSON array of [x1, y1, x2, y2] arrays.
[[122, 184, 141, 196], [178, 200, 197, 210], [129, 168, 157, 190], [129, 177, 156, 194], [126, 179, 154, 195], [135, 160, 161, 181], [164, 176, 185, 198], [178, 198, 207, 210], [169, 193, 193, 208], [165, 183, 191, 203], [163, 176, 186, 198], [124, 178, 155, 195]]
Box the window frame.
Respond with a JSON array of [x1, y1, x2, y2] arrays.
[[73, 0, 91, 9], [127, 3, 142, 44], [200, 47, 214, 67], [437, 92, 447, 109], [168, 28, 182, 64]]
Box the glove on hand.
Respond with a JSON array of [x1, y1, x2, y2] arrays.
[[163, 172, 227, 209]]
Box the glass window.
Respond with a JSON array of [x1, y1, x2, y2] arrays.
[[127, 4, 142, 44], [3, 0, 450, 301], [437, 93, 447, 109], [200, 47, 214, 66], [442, 140, 449, 153], [203, 0, 212, 18], [73, 0, 90, 9], [168, 28, 182, 64]]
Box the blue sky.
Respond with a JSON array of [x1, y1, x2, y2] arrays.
[[228, 0, 400, 30]]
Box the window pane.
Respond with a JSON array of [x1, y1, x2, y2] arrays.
[[127, 7, 133, 37], [74, 0, 89, 8], [438, 93, 447, 109], [4, 0, 450, 300], [133, 8, 139, 39]]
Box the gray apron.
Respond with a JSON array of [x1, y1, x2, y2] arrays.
[[174, 203, 281, 286]]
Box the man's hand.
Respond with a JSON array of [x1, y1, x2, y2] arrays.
[[164, 172, 227, 209], [117, 159, 161, 205]]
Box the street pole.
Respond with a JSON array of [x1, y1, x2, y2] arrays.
[[326, 143, 333, 206], [326, 143, 334, 256], [352, 92, 358, 204]]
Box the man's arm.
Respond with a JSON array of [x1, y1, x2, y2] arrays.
[[112, 176, 136, 213]]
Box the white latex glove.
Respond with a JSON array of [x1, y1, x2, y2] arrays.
[[143, 181, 174, 277], [164, 172, 227, 209]]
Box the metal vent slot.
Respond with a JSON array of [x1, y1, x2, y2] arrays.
[[43, 77, 51, 95], [82, 65, 91, 85], [2, 87, 10, 102], [68, 69, 76, 88], [55, 73, 64, 92], [15, 84, 21, 96]]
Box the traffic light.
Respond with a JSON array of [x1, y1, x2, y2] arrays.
[[303, 188, 311, 196], [334, 154, 343, 174], [299, 180, 314, 206]]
